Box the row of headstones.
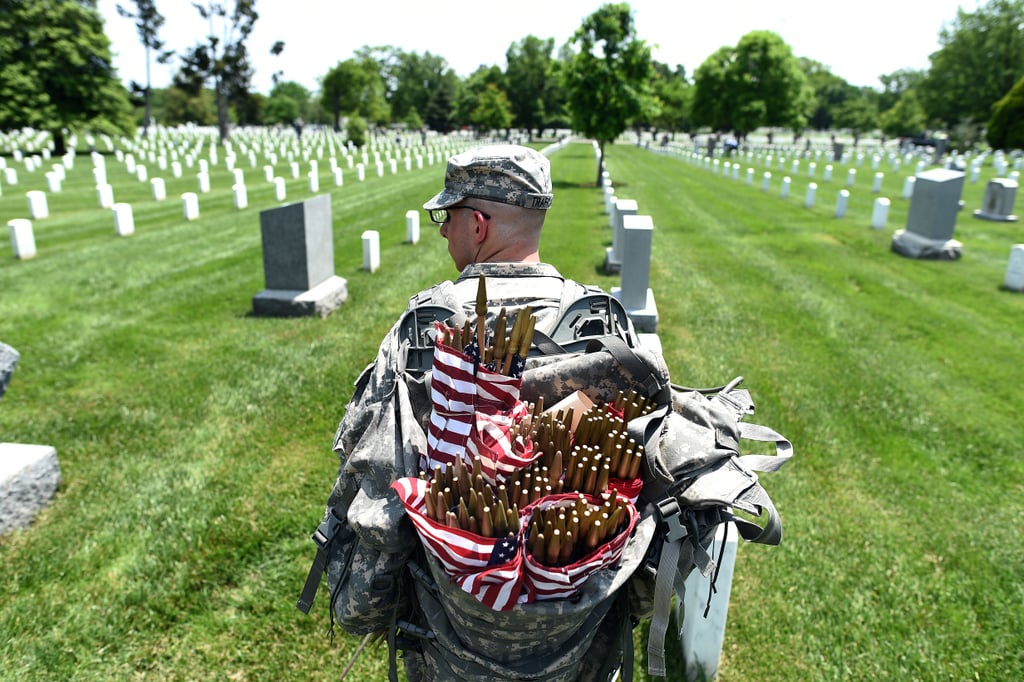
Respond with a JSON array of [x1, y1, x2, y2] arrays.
[[606, 141, 733, 681], [652, 143, 1024, 288], [593, 144, 659, 335], [5, 135, 486, 260]]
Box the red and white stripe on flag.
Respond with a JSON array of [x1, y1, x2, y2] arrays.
[[467, 411, 540, 485], [391, 477, 525, 611], [425, 335, 477, 472], [520, 493, 640, 602]]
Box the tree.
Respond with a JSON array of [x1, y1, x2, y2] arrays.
[[470, 83, 513, 136], [389, 51, 458, 132], [505, 36, 557, 138], [834, 93, 879, 145], [457, 65, 505, 131], [692, 31, 811, 138], [320, 58, 388, 131], [175, 1, 264, 144], [262, 86, 302, 125], [115, 0, 173, 134], [0, 0, 134, 154], [878, 90, 927, 139], [648, 62, 692, 134], [564, 3, 655, 185], [918, 0, 1024, 130], [986, 76, 1024, 150]]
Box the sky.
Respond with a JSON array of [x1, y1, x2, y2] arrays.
[[96, 0, 973, 96]]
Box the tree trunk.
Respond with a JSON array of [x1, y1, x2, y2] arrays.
[[51, 129, 67, 157], [216, 77, 230, 144]]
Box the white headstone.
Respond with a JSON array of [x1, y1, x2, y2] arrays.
[[1004, 244, 1024, 292], [333, 168, 344, 186], [290, 161, 300, 179], [872, 172, 883, 193], [274, 177, 286, 201], [97, 183, 114, 208], [804, 182, 817, 208], [233, 183, 248, 210], [824, 164, 833, 182], [902, 177, 916, 200], [406, 210, 420, 244], [808, 162, 816, 178], [308, 172, 319, 193], [8, 218, 36, 259], [113, 202, 135, 236], [835, 189, 849, 218], [233, 168, 245, 186], [679, 523, 737, 682], [45, 172, 61, 193], [745, 167, 754, 186], [149, 177, 166, 201], [871, 198, 890, 229], [27, 190, 48, 219], [761, 171, 772, 191], [198, 171, 211, 193], [136, 165, 148, 182], [846, 168, 857, 187], [780, 176, 791, 199], [362, 230, 380, 272], [357, 164, 366, 182], [182, 192, 200, 221]]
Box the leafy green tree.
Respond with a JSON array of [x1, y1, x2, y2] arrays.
[[834, 93, 879, 145], [877, 68, 925, 113], [564, 3, 655, 185], [320, 58, 388, 131], [470, 83, 513, 136], [346, 114, 368, 148], [986, 75, 1024, 150], [174, 0, 264, 144], [162, 85, 216, 125], [878, 90, 927, 139], [390, 51, 458, 132], [457, 65, 505, 130], [918, 0, 1024, 130], [692, 31, 811, 137], [505, 35, 558, 137], [648, 62, 692, 134], [0, 0, 134, 154], [800, 59, 859, 131], [115, 0, 173, 134], [263, 80, 309, 125]]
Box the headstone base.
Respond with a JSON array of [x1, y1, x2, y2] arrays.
[[603, 247, 621, 275], [252, 275, 348, 319], [611, 286, 658, 332], [972, 209, 1018, 223], [1, 443, 61, 535], [891, 230, 963, 261]]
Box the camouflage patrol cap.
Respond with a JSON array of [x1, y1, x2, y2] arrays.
[[423, 144, 553, 211]]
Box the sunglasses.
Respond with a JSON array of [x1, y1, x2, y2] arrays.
[[428, 205, 491, 225]]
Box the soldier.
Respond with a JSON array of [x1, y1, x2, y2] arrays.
[[304, 144, 647, 681]]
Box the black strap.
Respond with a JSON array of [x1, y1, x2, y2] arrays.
[[296, 508, 346, 614], [585, 335, 670, 404]]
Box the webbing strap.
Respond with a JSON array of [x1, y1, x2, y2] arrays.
[[647, 537, 684, 677], [296, 509, 346, 613], [585, 336, 669, 404]]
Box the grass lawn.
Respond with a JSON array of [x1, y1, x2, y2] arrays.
[[1, 134, 1022, 681]]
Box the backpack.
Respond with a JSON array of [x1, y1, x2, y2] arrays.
[[298, 275, 792, 681]]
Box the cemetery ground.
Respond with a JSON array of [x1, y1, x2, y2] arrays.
[[1, 136, 1022, 680]]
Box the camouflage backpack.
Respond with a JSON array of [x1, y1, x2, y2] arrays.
[[298, 275, 792, 680]]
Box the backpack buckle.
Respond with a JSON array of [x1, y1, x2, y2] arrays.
[[655, 498, 688, 542], [312, 508, 344, 549]]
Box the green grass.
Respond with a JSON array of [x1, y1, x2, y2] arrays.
[[1, 136, 1022, 681]]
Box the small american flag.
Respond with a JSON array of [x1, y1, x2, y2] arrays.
[[392, 477, 525, 611], [425, 337, 477, 472], [519, 493, 639, 602]]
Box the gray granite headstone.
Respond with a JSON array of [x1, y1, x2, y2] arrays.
[[259, 193, 334, 291], [905, 168, 965, 241], [0, 342, 18, 401], [892, 168, 965, 260], [972, 178, 1018, 222], [252, 194, 348, 318]]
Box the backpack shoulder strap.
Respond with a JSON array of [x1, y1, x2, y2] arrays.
[[398, 281, 467, 374]]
